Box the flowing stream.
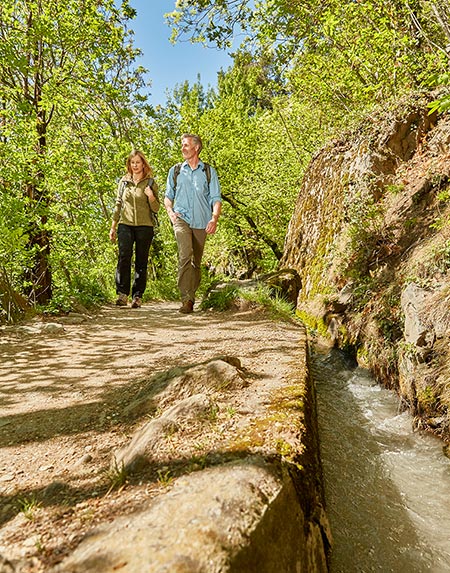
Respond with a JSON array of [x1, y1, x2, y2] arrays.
[[312, 347, 450, 573]]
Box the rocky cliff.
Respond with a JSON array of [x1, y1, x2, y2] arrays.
[[281, 91, 450, 442]]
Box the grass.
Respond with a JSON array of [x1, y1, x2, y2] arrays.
[[156, 467, 173, 487], [201, 282, 296, 321], [200, 285, 239, 311], [240, 285, 296, 320], [16, 494, 41, 520], [104, 458, 129, 493]]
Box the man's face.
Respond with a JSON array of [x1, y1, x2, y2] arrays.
[[181, 137, 198, 160]]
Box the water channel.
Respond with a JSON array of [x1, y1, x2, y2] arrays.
[[312, 347, 450, 573]]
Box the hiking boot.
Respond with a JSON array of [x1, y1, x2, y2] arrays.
[[179, 300, 194, 314], [115, 293, 128, 306], [131, 296, 142, 308]]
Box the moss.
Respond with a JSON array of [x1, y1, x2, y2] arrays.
[[418, 385, 438, 413], [224, 380, 308, 460], [296, 310, 329, 338]]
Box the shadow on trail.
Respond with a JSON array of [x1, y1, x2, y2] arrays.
[[0, 303, 298, 447], [0, 447, 254, 529], [0, 302, 302, 534]]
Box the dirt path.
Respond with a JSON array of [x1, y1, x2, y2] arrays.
[[0, 302, 303, 571]]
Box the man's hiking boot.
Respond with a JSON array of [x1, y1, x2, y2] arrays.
[[115, 293, 128, 307], [131, 296, 142, 309], [179, 300, 194, 314]]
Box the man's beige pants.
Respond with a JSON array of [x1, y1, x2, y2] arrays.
[[173, 218, 207, 303]]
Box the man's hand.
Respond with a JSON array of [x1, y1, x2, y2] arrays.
[[205, 218, 218, 235], [166, 206, 179, 224]]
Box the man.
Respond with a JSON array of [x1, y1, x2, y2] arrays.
[[165, 134, 222, 313]]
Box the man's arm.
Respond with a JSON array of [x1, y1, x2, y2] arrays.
[[164, 196, 178, 224], [164, 167, 179, 224], [206, 200, 222, 235]]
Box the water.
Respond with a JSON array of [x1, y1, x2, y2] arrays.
[[312, 347, 450, 573]]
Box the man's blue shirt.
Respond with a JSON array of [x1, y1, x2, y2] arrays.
[[165, 160, 221, 229]]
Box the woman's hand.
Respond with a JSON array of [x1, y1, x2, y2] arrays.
[[109, 226, 117, 242], [144, 185, 155, 200]]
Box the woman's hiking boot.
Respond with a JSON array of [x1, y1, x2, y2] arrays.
[[115, 293, 128, 307], [131, 296, 142, 308]]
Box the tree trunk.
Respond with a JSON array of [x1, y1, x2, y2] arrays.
[[25, 181, 52, 305]]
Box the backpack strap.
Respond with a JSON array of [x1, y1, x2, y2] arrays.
[[173, 163, 182, 190], [203, 163, 211, 186], [118, 178, 129, 206], [146, 177, 159, 230], [173, 162, 211, 190]]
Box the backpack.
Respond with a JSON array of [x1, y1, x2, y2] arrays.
[[173, 162, 211, 190]]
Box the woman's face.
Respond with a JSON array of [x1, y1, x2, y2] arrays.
[[130, 155, 144, 175]]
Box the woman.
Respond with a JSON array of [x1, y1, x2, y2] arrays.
[[109, 150, 160, 308]]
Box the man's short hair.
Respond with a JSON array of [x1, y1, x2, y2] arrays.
[[182, 133, 203, 154]]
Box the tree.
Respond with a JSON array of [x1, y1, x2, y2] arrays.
[[0, 0, 146, 305], [187, 52, 312, 276], [166, 0, 449, 110]]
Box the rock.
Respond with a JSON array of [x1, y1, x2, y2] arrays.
[[260, 268, 302, 305], [52, 458, 328, 573], [330, 283, 353, 312], [0, 554, 15, 573], [113, 394, 212, 472], [77, 454, 93, 466], [203, 269, 301, 308], [13, 322, 65, 336], [123, 358, 246, 419], [40, 322, 65, 335], [401, 283, 435, 351], [57, 314, 87, 325], [443, 444, 450, 459], [14, 326, 39, 335]]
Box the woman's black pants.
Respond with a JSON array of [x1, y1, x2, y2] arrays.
[[115, 224, 154, 298]]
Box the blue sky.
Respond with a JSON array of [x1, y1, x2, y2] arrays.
[[128, 0, 234, 106]]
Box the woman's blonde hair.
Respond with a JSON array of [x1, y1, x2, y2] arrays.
[[126, 150, 154, 178]]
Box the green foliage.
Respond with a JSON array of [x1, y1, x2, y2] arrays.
[[340, 185, 394, 292], [428, 92, 450, 114], [202, 282, 295, 321], [167, 0, 448, 119], [240, 285, 296, 321], [418, 385, 438, 413], [431, 240, 450, 273], [2, 0, 450, 317], [0, 0, 149, 307], [105, 459, 129, 493], [200, 285, 239, 311], [385, 183, 405, 195], [156, 467, 174, 487], [295, 310, 330, 339], [427, 73, 450, 114], [191, 53, 311, 276]]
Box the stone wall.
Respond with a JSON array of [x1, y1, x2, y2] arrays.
[[281, 91, 450, 440]]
